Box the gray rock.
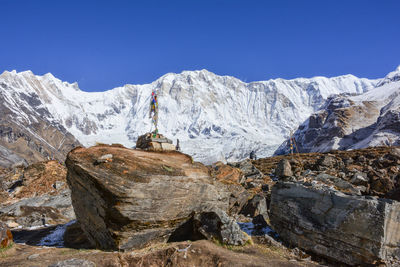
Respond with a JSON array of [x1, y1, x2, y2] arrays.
[[0, 190, 74, 228], [228, 159, 264, 180], [316, 155, 337, 169], [227, 184, 250, 215], [192, 207, 250, 246], [350, 172, 369, 186], [48, 258, 95, 267], [302, 169, 313, 176], [240, 193, 268, 223], [314, 173, 359, 194], [27, 254, 40, 260], [391, 147, 400, 158], [269, 181, 400, 266], [0, 145, 28, 168], [275, 159, 293, 178]]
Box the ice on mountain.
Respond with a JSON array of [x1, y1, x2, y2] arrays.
[[0, 68, 389, 164]]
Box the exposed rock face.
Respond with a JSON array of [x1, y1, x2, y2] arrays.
[[275, 77, 400, 155], [0, 87, 81, 167], [0, 161, 74, 228], [0, 145, 27, 169], [1, 68, 380, 165], [270, 181, 400, 266], [66, 145, 232, 250]]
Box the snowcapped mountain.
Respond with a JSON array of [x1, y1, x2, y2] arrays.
[[0, 69, 379, 164], [274, 67, 400, 155], [0, 71, 81, 167]]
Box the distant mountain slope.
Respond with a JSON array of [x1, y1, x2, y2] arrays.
[[274, 67, 400, 155], [0, 72, 81, 167], [0, 69, 378, 164]]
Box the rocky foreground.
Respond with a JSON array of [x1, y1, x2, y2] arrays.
[[0, 145, 399, 266], [254, 146, 400, 266]]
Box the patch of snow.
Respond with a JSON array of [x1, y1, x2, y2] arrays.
[[238, 222, 273, 236], [38, 220, 76, 247]]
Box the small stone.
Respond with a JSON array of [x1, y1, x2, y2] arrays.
[[240, 193, 268, 221], [94, 154, 113, 164], [0, 222, 13, 248], [160, 142, 176, 151], [6, 222, 19, 228], [317, 155, 337, 169], [28, 254, 40, 260], [350, 172, 369, 186], [48, 258, 96, 267], [356, 185, 367, 193], [275, 159, 293, 178]]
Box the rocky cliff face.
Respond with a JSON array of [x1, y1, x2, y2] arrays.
[[0, 69, 378, 164], [275, 68, 400, 155], [0, 72, 81, 167]]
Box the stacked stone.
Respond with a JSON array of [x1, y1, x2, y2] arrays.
[[136, 132, 176, 151]]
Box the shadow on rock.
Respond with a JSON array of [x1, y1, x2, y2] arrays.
[[12, 220, 93, 249]]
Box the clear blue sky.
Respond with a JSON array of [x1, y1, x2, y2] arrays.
[[1, 0, 399, 92]]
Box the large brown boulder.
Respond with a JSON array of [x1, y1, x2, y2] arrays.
[[66, 145, 232, 251]]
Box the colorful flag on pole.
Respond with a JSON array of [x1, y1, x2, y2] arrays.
[[149, 90, 159, 137]]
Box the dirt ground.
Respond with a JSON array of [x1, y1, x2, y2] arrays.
[[0, 239, 321, 267]]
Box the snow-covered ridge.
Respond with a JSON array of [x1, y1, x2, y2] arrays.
[[0, 68, 382, 163], [274, 73, 400, 155]]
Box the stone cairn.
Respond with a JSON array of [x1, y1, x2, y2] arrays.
[[136, 89, 176, 152], [136, 132, 176, 151]]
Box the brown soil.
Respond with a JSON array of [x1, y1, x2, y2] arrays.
[[0, 240, 321, 267]]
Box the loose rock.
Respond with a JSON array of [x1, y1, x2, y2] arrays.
[[48, 258, 95, 267], [0, 222, 12, 248], [275, 159, 293, 178]]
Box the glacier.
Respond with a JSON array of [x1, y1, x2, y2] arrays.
[[0, 69, 379, 164], [274, 66, 400, 155]]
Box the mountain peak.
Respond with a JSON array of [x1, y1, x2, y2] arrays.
[[43, 72, 55, 79], [0, 70, 17, 77], [377, 66, 400, 87]]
